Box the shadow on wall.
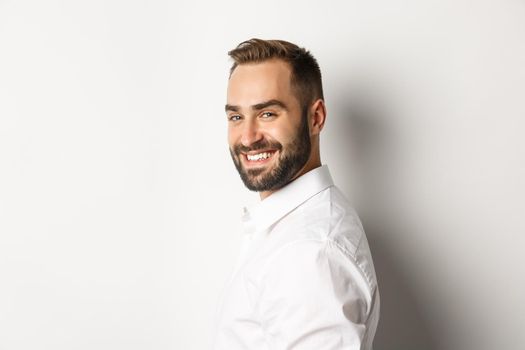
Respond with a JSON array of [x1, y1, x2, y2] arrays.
[[336, 99, 437, 350]]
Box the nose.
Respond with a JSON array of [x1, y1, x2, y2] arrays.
[[240, 119, 262, 147]]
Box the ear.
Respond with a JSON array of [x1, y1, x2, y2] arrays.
[[309, 99, 327, 136]]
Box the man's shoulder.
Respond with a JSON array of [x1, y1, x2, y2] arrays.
[[285, 185, 365, 248], [265, 185, 377, 288]]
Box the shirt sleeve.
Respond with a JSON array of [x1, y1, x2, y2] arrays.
[[253, 238, 376, 350]]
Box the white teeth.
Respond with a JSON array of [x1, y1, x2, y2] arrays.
[[247, 152, 273, 161]]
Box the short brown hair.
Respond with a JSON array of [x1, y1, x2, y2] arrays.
[[228, 38, 324, 111]]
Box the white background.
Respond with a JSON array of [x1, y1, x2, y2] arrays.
[[1, 1, 524, 349]]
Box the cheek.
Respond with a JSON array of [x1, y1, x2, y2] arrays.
[[266, 124, 295, 144], [227, 127, 237, 146]]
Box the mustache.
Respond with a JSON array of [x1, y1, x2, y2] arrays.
[[233, 139, 282, 155]]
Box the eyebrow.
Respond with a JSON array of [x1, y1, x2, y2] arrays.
[[225, 99, 288, 113]]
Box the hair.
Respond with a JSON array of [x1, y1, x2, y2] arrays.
[[228, 38, 324, 112]]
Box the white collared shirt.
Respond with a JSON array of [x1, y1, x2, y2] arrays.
[[213, 165, 380, 349]]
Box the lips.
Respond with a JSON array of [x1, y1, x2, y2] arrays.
[[243, 150, 277, 166]]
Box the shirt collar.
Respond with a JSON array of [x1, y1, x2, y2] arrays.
[[241, 164, 334, 235]]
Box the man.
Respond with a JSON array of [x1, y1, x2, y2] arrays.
[[213, 38, 380, 349]]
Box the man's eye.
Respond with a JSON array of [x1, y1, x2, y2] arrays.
[[261, 112, 275, 118], [229, 115, 241, 121]]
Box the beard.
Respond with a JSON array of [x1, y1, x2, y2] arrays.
[[229, 110, 311, 192]]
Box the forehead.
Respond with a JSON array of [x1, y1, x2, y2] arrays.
[[227, 59, 294, 107]]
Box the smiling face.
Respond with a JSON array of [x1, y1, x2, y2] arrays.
[[226, 59, 312, 197]]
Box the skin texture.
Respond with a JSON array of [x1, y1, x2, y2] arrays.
[[226, 58, 327, 200]]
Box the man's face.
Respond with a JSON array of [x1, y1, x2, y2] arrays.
[[226, 59, 311, 193]]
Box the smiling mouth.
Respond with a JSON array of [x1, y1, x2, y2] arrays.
[[243, 150, 277, 164]]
